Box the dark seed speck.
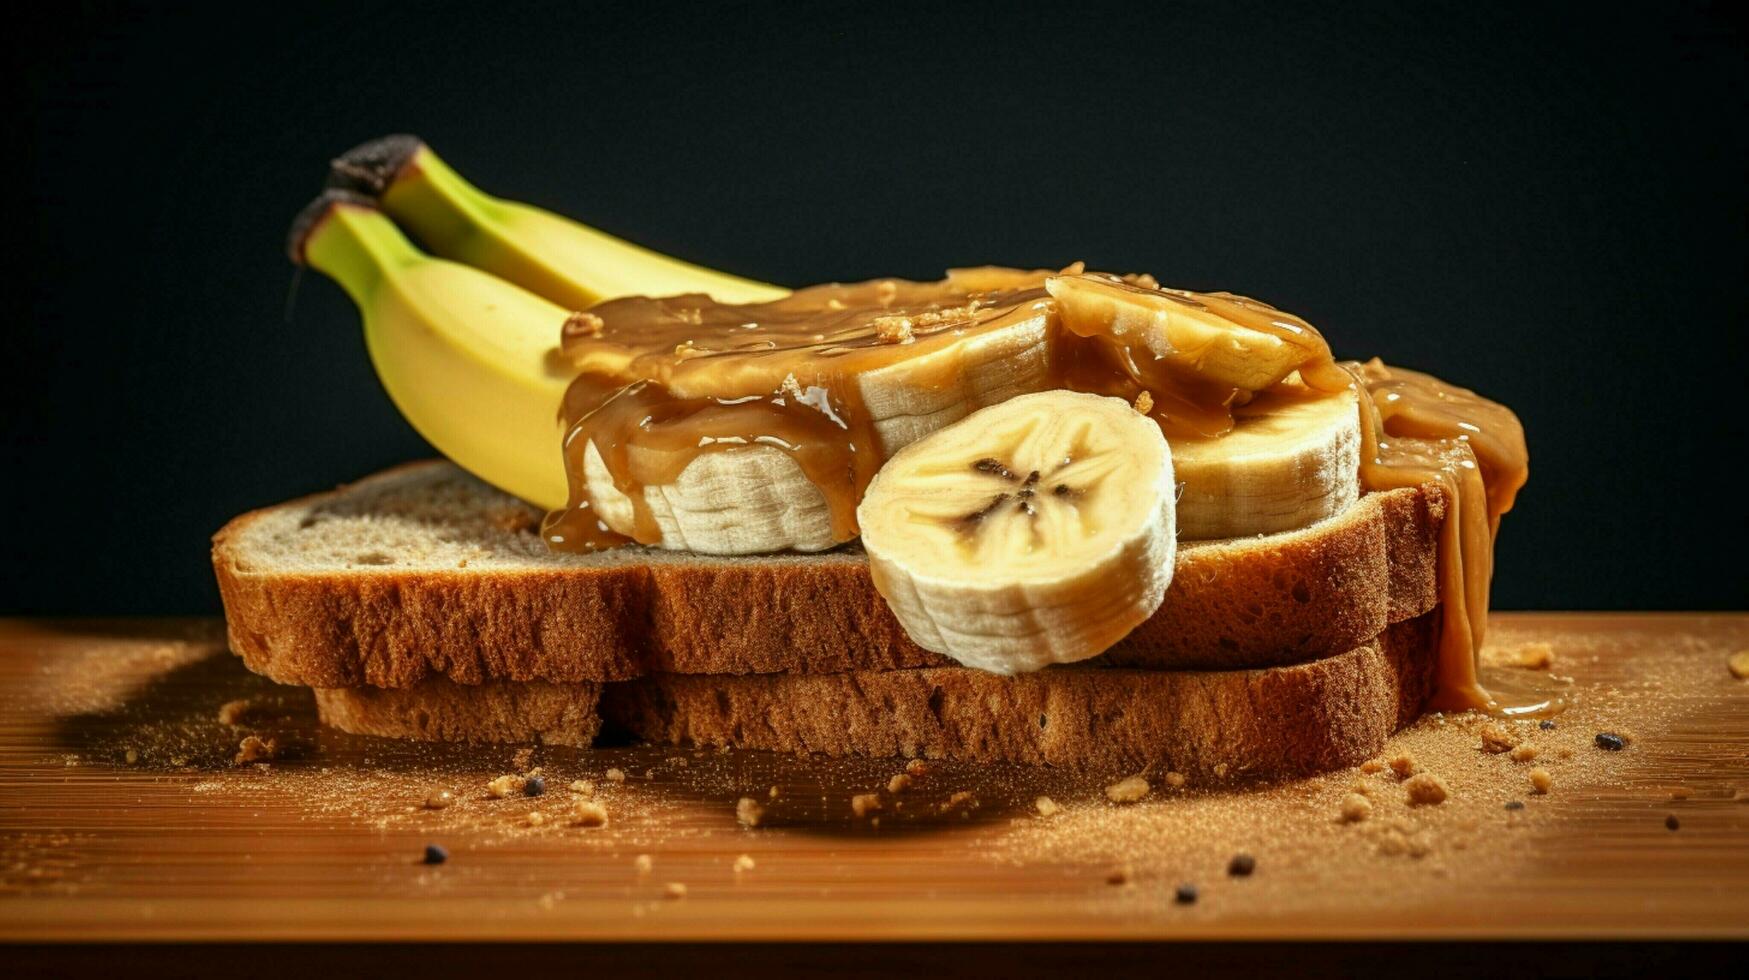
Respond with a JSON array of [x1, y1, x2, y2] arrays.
[[423, 844, 448, 865], [523, 775, 546, 797], [1174, 882, 1198, 904], [1665, 814, 1680, 831], [1538, 720, 1556, 731], [1226, 853, 1256, 877], [1505, 801, 1525, 811], [1595, 732, 1626, 751]]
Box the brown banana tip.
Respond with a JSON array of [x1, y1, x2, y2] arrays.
[[286, 189, 376, 265], [324, 133, 426, 197]]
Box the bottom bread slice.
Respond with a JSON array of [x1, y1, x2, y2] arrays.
[[314, 679, 606, 747], [313, 611, 1436, 776]]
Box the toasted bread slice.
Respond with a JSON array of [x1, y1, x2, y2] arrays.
[[214, 461, 1444, 688], [313, 613, 1435, 776]]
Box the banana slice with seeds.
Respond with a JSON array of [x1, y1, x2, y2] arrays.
[[857, 390, 1176, 674]]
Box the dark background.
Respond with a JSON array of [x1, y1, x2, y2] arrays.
[[5, 0, 1744, 614]]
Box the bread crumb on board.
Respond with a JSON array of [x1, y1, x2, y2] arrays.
[[234, 735, 276, 765], [1034, 796, 1060, 818], [1478, 725, 1520, 754], [1105, 775, 1150, 804], [851, 793, 883, 818], [736, 796, 766, 827], [1529, 768, 1553, 794], [733, 854, 756, 874], [571, 800, 609, 827], [1405, 773, 1450, 806], [1389, 753, 1418, 779], [1340, 793, 1373, 823], [1728, 650, 1749, 680]]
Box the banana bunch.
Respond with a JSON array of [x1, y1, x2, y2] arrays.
[[293, 139, 1360, 547]]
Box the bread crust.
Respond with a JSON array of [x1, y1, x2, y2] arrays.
[[313, 612, 1437, 775], [215, 462, 1444, 687]]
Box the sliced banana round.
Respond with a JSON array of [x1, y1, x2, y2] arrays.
[[1172, 385, 1360, 539], [857, 390, 1176, 673]]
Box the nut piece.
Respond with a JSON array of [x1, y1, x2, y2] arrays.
[[1728, 650, 1749, 680], [234, 736, 277, 765], [1405, 773, 1450, 806], [1388, 753, 1418, 779], [872, 314, 915, 344], [1529, 768, 1553, 794], [1105, 775, 1151, 804], [1034, 796, 1060, 818], [1339, 793, 1373, 823], [850, 793, 883, 818], [735, 797, 765, 828], [1479, 725, 1519, 754], [571, 800, 610, 827], [563, 311, 606, 339]]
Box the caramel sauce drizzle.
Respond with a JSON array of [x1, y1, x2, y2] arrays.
[[541, 268, 1530, 714]]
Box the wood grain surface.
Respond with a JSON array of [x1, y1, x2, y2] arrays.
[[1, 613, 1745, 943]]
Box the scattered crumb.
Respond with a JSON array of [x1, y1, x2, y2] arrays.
[[1034, 796, 1060, 818], [1163, 771, 1187, 789], [1529, 768, 1553, 794], [1106, 863, 1132, 886], [940, 791, 977, 815], [1478, 725, 1519, 754], [1340, 793, 1373, 823], [1349, 777, 1374, 797], [887, 773, 912, 794], [1133, 390, 1154, 415], [487, 774, 522, 799], [1670, 786, 1692, 801], [216, 699, 252, 725], [233, 735, 276, 766], [768, 785, 780, 799], [905, 759, 930, 778], [423, 789, 455, 810], [1405, 773, 1449, 806], [570, 780, 594, 796], [735, 797, 765, 828], [1359, 759, 1384, 774], [733, 854, 756, 874], [663, 882, 688, 900], [634, 854, 653, 875], [571, 800, 609, 828], [526, 811, 546, 827], [1105, 775, 1150, 804], [1389, 753, 1418, 779], [1509, 744, 1540, 763], [1730, 650, 1749, 680], [605, 768, 626, 783], [851, 793, 883, 818], [123, 749, 138, 765]]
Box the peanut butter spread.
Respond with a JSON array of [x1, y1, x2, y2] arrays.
[[542, 267, 1529, 713]]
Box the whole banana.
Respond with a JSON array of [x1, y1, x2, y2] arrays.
[[326, 135, 788, 309], [290, 190, 574, 510]]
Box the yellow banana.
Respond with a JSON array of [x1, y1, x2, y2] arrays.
[[290, 190, 573, 509], [326, 135, 788, 308]]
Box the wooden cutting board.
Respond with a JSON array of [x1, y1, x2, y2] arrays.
[[1, 613, 1745, 942]]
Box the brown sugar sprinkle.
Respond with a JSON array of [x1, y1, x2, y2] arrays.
[[1728, 650, 1749, 680], [1509, 744, 1541, 763], [571, 800, 609, 828], [1388, 753, 1419, 779], [871, 314, 915, 344], [887, 773, 913, 794], [233, 735, 276, 765], [216, 699, 252, 726], [1404, 773, 1450, 806], [1478, 725, 1519, 754], [1340, 794, 1373, 823], [851, 793, 883, 818], [1105, 775, 1151, 804], [1133, 390, 1155, 416], [735, 797, 765, 828], [1529, 768, 1553, 794]]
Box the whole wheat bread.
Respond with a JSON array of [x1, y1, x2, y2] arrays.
[[214, 462, 1446, 688], [313, 612, 1435, 776]]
